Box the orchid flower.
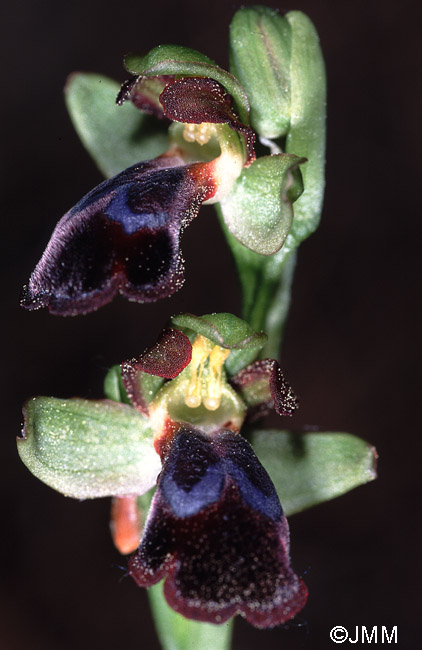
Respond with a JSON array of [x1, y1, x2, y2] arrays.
[[17, 8, 378, 648], [18, 313, 307, 627], [21, 47, 303, 316]]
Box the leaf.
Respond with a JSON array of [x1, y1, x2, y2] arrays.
[[64, 73, 168, 178], [219, 154, 304, 255], [124, 45, 250, 126], [251, 429, 377, 515], [18, 397, 160, 499], [148, 582, 233, 650]]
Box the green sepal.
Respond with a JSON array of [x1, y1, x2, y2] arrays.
[[171, 312, 267, 376], [124, 45, 250, 126], [104, 365, 132, 405], [229, 6, 292, 138], [64, 73, 168, 178], [18, 397, 160, 499], [251, 429, 377, 516], [148, 582, 233, 650], [219, 154, 304, 255], [104, 364, 164, 409]]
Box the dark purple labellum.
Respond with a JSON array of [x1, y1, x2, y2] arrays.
[[129, 426, 307, 627], [21, 156, 217, 316]]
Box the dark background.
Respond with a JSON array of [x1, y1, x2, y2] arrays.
[[2, 0, 420, 648]]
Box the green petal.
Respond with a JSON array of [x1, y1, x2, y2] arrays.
[[219, 154, 304, 255], [124, 45, 250, 126], [251, 429, 377, 515], [64, 73, 168, 178], [171, 312, 267, 375], [148, 582, 233, 650], [229, 6, 292, 138], [18, 397, 160, 499]]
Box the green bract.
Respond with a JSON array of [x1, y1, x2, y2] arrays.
[[18, 397, 159, 499]]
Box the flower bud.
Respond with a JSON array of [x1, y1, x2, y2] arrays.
[[229, 6, 292, 139]]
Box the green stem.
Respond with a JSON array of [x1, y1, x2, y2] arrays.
[[258, 251, 296, 359], [148, 583, 233, 650], [216, 204, 296, 359]]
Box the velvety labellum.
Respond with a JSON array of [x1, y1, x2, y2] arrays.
[[130, 426, 307, 628], [21, 156, 217, 315]]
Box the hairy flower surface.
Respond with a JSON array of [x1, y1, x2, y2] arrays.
[[119, 315, 305, 626], [18, 313, 306, 627], [21, 42, 305, 317], [21, 74, 254, 316], [130, 425, 307, 627]]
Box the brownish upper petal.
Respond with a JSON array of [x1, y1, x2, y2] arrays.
[[160, 77, 256, 165], [231, 359, 298, 421], [117, 74, 175, 120]]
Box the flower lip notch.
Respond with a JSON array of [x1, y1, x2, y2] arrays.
[[129, 425, 308, 627]]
